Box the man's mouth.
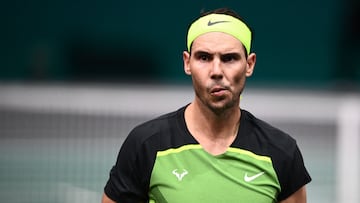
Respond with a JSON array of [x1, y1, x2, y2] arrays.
[[210, 86, 228, 96]]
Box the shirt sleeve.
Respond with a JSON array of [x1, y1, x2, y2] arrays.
[[103, 129, 150, 203], [276, 144, 312, 201]]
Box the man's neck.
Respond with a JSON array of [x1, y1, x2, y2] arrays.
[[184, 102, 241, 155]]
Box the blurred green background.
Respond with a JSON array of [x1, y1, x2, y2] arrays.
[[2, 0, 359, 88]]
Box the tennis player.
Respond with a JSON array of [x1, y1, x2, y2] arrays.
[[102, 7, 311, 203]]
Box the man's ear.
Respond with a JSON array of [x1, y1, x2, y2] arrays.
[[246, 53, 256, 77], [183, 51, 191, 75]]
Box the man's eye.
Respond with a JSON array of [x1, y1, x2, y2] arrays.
[[221, 54, 240, 63], [198, 54, 211, 61], [221, 55, 235, 62]]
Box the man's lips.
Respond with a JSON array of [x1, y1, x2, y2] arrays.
[[210, 86, 228, 96]]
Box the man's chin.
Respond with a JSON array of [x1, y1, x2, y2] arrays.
[[207, 100, 237, 115]]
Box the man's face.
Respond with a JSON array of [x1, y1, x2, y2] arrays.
[[183, 32, 256, 114]]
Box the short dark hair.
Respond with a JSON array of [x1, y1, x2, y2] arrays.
[[187, 7, 254, 57]]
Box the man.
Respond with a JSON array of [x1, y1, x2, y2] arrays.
[[102, 8, 311, 203]]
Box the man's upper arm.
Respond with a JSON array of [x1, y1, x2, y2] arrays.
[[279, 186, 307, 203]]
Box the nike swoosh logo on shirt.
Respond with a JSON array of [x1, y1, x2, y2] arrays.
[[207, 20, 230, 26], [244, 172, 265, 182]]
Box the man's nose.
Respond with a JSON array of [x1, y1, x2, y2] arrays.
[[210, 58, 223, 79]]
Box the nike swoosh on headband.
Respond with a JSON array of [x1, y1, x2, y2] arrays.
[[207, 20, 230, 26]]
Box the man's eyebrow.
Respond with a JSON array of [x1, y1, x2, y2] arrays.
[[193, 51, 212, 56], [221, 52, 242, 58], [192, 51, 242, 59]]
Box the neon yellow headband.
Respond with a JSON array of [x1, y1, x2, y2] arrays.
[[187, 14, 252, 55]]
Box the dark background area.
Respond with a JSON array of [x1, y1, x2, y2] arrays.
[[1, 0, 359, 88]]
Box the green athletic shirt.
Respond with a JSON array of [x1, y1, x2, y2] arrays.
[[104, 106, 311, 203]]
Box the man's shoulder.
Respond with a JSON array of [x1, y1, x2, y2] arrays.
[[241, 109, 290, 135], [240, 109, 297, 155]]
